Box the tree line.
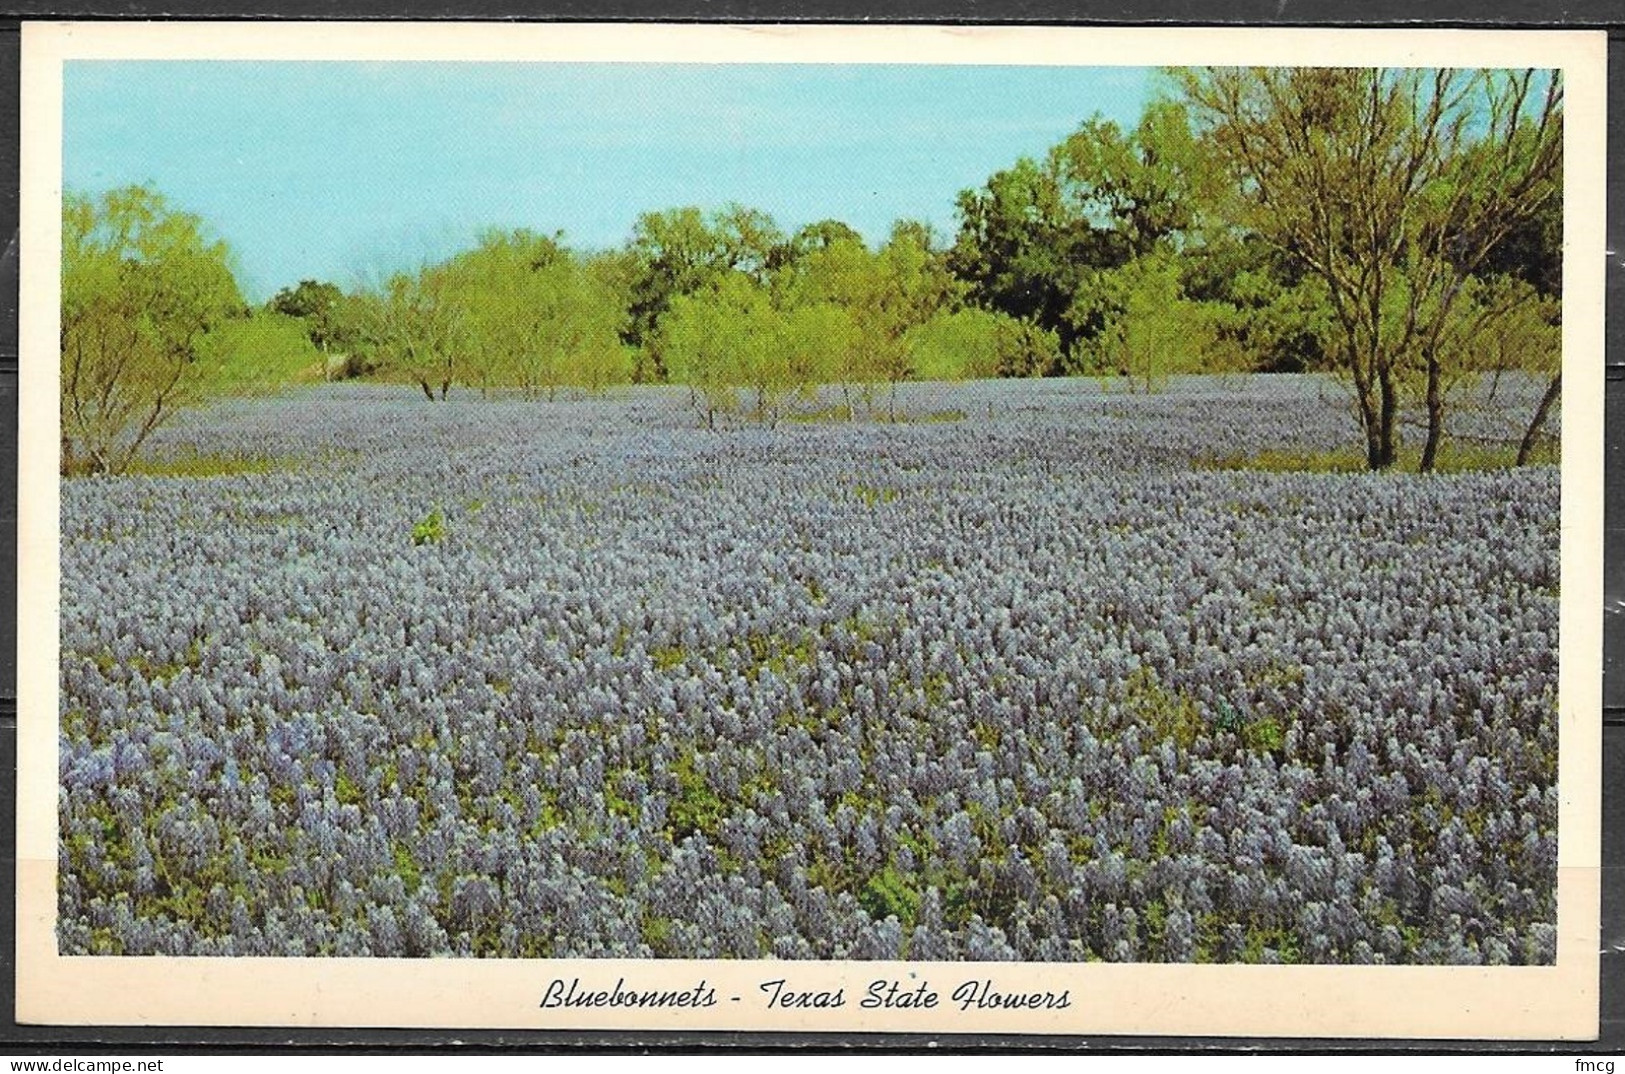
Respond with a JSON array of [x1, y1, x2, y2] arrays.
[[61, 66, 1562, 474]]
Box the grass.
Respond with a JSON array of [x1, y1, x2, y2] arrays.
[[1196, 438, 1559, 474], [193, 311, 326, 396], [123, 451, 283, 479]]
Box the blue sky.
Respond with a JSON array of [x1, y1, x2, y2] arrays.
[[64, 62, 1157, 301]]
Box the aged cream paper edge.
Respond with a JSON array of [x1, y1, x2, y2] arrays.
[[14, 21, 1607, 1038]]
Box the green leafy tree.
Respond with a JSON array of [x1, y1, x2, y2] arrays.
[[1179, 233, 1331, 374], [194, 310, 323, 394], [623, 204, 785, 379], [661, 273, 760, 427], [776, 302, 859, 410], [268, 279, 345, 376], [906, 307, 1058, 381], [950, 105, 1203, 369], [1082, 253, 1227, 392], [445, 229, 568, 396], [1048, 99, 1205, 261], [60, 185, 244, 475], [782, 224, 956, 418], [1179, 67, 1562, 470], [356, 262, 466, 401], [949, 157, 1093, 359]]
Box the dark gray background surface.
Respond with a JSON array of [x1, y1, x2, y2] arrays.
[[0, 12, 1617, 1054]]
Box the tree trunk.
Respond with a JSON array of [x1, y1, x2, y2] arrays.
[[419, 380, 435, 403], [439, 379, 451, 401], [1419, 350, 1445, 473], [1374, 365, 1399, 469], [1516, 372, 1561, 466]]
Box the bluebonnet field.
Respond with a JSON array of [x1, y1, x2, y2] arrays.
[[57, 376, 1559, 963]]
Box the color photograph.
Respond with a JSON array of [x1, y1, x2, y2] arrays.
[[17, 22, 1606, 1036]]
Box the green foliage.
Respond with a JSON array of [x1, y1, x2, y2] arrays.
[[858, 865, 922, 926], [852, 483, 900, 507], [439, 229, 633, 399], [268, 278, 346, 360], [115, 450, 282, 480], [61, 184, 245, 475], [1120, 665, 1204, 750], [625, 204, 785, 373], [1075, 253, 1232, 390], [194, 310, 323, 394], [1242, 717, 1286, 754], [1196, 441, 1554, 474], [660, 272, 765, 426], [905, 307, 1058, 381], [335, 770, 363, 807], [1179, 67, 1563, 470], [666, 750, 726, 844], [949, 102, 1202, 366], [411, 507, 446, 546], [352, 264, 465, 401]]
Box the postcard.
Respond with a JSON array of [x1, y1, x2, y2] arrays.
[[15, 21, 1607, 1037]]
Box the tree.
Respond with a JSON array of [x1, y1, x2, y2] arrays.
[[949, 157, 1093, 359], [783, 225, 956, 418], [1082, 253, 1227, 392], [623, 204, 784, 378], [1048, 99, 1204, 262], [905, 307, 1058, 382], [950, 104, 1205, 371], [61, 185, 243, 475], [1179, 67, 1562, 470], [357, 263, 465, 401], [445, 229, 569, 397], [269, 279, 345, 376], [660, 273, 762, 428]]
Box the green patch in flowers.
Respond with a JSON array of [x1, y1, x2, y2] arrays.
[[858, 865, 922, 927], [1192, 912, 1225, 963], [604, 772, 641, 823], [1143, 898, 1168, 948], [1120, 665, 1204, 750], [851, 483, 901, 507], [741, 631, 817, 681], [117, 450, 285, 480], [1196, 439, 1557, 474], [741, 770, 777, 803], [666, 750, 726, 845], [392, 843, 423, 894], [1151, 805, 1180, 858], [517, 932, 554, 959], [650, 644, 688, 671], [411, 507, 446, 546], [61, 707, 90, 740], [526, 792, 565, 839], [1249, 660, 1306, 692], [335, 770, 363, 807], [641, 913, 675, 955], [1242, 717, 1286, 754], [786, 403, 855, 424], [1241, 924, 1303, 964], [921, 671, 951, 709], [88, 928, 125, 956]]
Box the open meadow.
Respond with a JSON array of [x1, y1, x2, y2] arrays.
[[56, 375, 1560, 963]]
